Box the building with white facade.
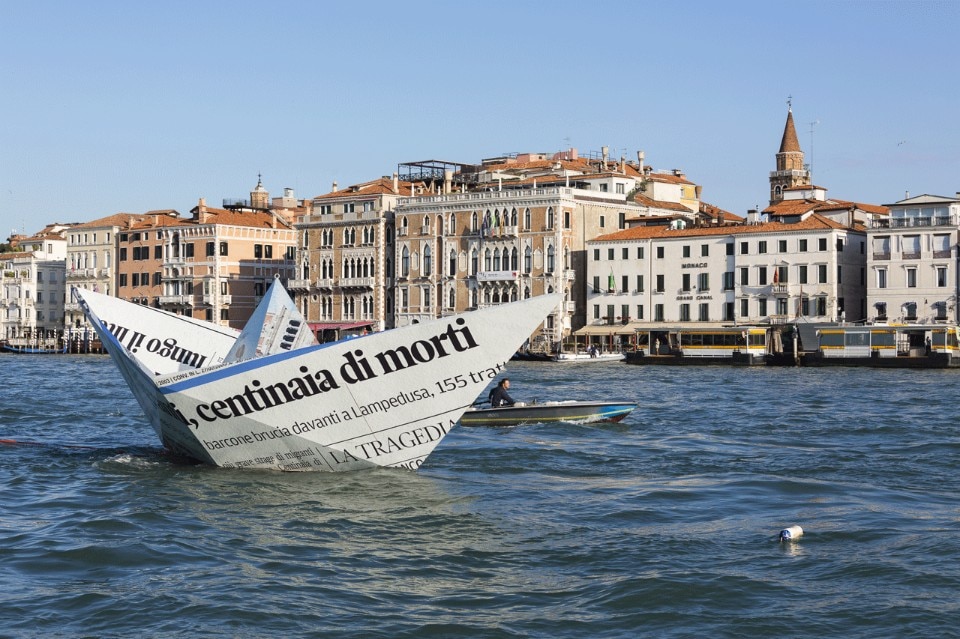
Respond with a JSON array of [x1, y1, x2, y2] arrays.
[[1, 226, 68, 340], [65, 212, 147, 329], [585, 214, 867, 340], [867, 193, 960, 324]]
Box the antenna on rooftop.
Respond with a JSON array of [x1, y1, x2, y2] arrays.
[[808, 119, 820, 178]]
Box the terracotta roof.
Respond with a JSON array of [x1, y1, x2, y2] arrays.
[[22, 231, 66, 242], [315, 177, 419, 199], [632, 193, 692, 212], [591, 213, 851, 243], [779, 108, 802, 154], [478, 156, 644, 178], [783, 184, 827, 191], [643, 172, 694, 185], [699, 201, 744, 223], [506, 172, 640, 187], [764, 198, 889, 217], [70, 213, 146, 229], [194, 207, 290, 229], [128, 215, 192, 230]]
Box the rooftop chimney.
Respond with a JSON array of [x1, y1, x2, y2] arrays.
[[392, 172, 399, 194], [332, 181, 338, 193], [444, 169, 452, 195]]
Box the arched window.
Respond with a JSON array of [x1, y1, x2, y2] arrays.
[[484, 248, 492, 271], [470, 248, 478, 275], [448, 213, 456, 234], [510, 208, 518, 226], [524, 208, 531, 230], [511, 247, 519, 270], [471, 212, 478, 232], [524, 246, 532, 273], [524, 286, 531, 299], [449, 249, 457, 276], [401, 246, 410, 277], [448, 287, 455, 309], [493, 248, 501, 271], [547, 207, 555, 229], [423, 215, 431, 235], [547, 245, 555, 272], [423, 244, 432, 276], [564, 246, 570, 269]]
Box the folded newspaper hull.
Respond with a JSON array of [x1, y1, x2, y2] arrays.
[[76, 285, 559, 471]]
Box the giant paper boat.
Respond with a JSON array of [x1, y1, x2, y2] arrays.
[[75, 282, 559, 471]]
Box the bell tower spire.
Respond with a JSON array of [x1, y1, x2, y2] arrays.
[[769, 99, 810, 204]]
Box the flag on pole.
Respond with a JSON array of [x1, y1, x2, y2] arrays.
[[608, 270, 616, 293]]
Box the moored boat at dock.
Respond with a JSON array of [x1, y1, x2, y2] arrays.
[[790, 322, 960, 368], [0, 340, 68, 354], [624, 326, 773, 366]]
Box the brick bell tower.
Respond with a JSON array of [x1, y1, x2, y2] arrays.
[[250, 173, 269, 210], [769, 100, 810, 204]]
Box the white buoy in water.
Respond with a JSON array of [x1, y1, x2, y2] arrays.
[[779, 525, 804, 542]]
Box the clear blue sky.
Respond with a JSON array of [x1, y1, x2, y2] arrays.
[[2, 0, 957, 237]]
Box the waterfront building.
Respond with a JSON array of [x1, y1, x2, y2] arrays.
[[585, 214, 867, 339], [156, 200, 297, 329], [65, 213, 147, 328], [116, 211, 186, 309], [290, 175, 416, 340], [582, 106, 891, 343], [388, 149, 701, 349], [866, 193, 960, 324], [1, 225, 68, 340]]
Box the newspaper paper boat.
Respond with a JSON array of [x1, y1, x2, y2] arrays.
[[76, 282, 560, 471]]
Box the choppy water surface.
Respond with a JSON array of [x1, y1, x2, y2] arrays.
[[1, 355, 959, 638]]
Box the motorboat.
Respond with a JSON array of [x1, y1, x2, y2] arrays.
[[460, 400, 636, 427]]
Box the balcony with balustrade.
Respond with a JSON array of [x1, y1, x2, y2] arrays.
[[159, 295, 193, 306], [339, 277, 375, 289], [287, 279, 311, 291]]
